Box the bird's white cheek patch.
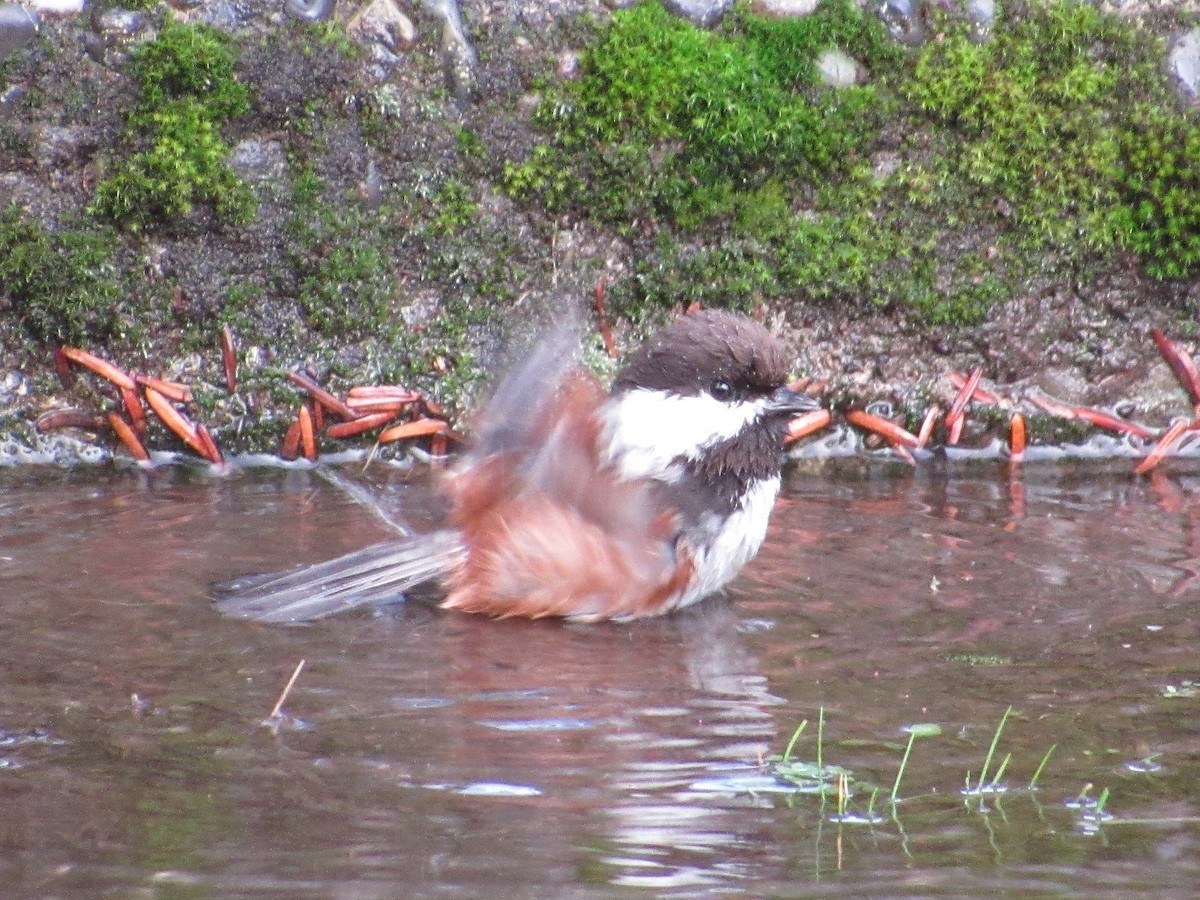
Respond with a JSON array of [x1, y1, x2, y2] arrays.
[[601, 389, 766, 482]]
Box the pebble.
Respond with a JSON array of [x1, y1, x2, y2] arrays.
[[24, 0, 82, 15], [556, 49, 580, 80], [815, 48, 860, 87], [0, 370, 25, 401], [285, 0, 337, 23], [89, 7, 144, 37], [421, 0, 478, 102], [660, 0, 736, 28], [84, 6, 147, 67], [749, 0, 819, 16], [192, 0, 245, 31], [965, 0, 996, 42], [348, 0, 416, 67], [873, 0, 926, 47], [0, 3, 38, 63], [357, 159, 385, 210], [228, 139, 288, 183], [1169, 28, 1200, 97]]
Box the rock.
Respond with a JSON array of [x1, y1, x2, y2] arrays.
[[89, 7, 144, 38], [750, 0, 819, 16], [873, 0, 925, 47], [964, 0, 996, 43], [284, 0, 337, 23], [85, 6, 148, 67], [32, 125, 98, 170], [816, 48, 860, 87], [0, 4, 38, 63], [357, 159, 385, 210], [347, 0, 416, 67], [1169, 28, 1200, 97], [24, 0, 83, 16], [229, 139, 288, 183], [872, 151, 901, 180], [660, 0, 735, 27], [421, 0, 477, 102], [556, 49, 580, 80], [0, 370, 26, 402], [192, 0, 245, 31]]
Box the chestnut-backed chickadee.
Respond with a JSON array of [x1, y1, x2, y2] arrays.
[[216, 309, 816, 623]]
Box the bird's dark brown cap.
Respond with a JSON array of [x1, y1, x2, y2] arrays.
[[612, 310, 790, 397]]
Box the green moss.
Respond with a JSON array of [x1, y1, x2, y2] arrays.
[[126, 20, 249, 118], [506, 0, 896, 226], [505, 0, 1200, 329], [93, 21, 255, 230], [905, 0, 1200, 279], [906, 2, 1130, 252], [298, 240, 390, 335], [0, 206, 123, 345], [427, 178, 478, 236], [303, 21, 358, 58], [734, 0, 904, 88], [94, 98, 255, 227], [1111, 103, 1200, 280]]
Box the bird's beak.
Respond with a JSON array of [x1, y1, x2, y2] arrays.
[[768, 384, 821, 416]]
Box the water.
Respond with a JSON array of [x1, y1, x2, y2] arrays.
[[2, 459, 1199, 896]]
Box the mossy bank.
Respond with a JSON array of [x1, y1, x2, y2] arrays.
[[1, 0, 1199, 461]]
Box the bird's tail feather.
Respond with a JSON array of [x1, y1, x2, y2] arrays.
[[213, 530, 465, 624]]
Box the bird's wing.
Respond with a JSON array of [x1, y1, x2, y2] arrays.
[[443, 373, 694, 622]]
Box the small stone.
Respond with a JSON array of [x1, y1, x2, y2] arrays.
[[229, 139, 288, 183], [0, 4, 38, 63], [660, 0, 736, 28], [0, 370, 25, 401], [874, 0, 925, 47], [1169, 28, 1200, 98], [557, 49, 580, 80], [24, 0, 83, 16], [348, 0, 415, 64], [750, 0, 819, 16], [191, 0, 244, 31], [86, 5, 151, 66], [284, 0, 336, 23], [421, 0, 477, 101], [815, 48, 860, 87], [33, 125, 98, 170], [872, 152, 901, 180], [964, 0, 995, 43], [89, 7, 144, 38], [358, 159, 385, 210]]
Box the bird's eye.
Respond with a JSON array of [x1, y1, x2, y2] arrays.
[[711, 380, 735, 401]]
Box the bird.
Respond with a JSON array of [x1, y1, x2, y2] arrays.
[[215, 309, 818, 624]]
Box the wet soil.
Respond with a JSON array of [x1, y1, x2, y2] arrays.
[[2, 458, 1199, 896]]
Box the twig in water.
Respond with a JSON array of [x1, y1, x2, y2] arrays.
[[268, 659, 306, 720]]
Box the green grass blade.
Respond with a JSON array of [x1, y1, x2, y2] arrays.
[[782, 720, 808, 762], [977, 705, 1012, 792], [1029, 744, 1056, 790]]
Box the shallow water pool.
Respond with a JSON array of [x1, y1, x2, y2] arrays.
[[1, 458, 1198, 896]]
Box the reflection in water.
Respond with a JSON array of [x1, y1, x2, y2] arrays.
[[1, 461, 1200, 895]]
